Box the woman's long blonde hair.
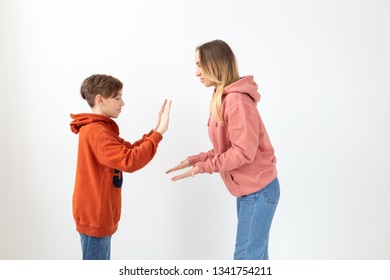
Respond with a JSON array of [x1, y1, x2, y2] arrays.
[[196, 40, 240, 124]]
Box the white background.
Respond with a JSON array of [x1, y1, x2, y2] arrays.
[[0, 0, 389, 260]]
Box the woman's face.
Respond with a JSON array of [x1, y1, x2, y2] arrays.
[[195, 50, 214, 87]]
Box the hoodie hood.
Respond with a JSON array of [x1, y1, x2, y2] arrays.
[[70, 113, 119, 135], [222, 75, 261, 103]]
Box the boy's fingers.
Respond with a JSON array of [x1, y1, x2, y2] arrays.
[[159, 99, 168, 114], [164, 100, 172, 113]]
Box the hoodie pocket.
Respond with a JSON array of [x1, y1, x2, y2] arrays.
[[229, 165, 252, 186], [220, 171, 240, 191]]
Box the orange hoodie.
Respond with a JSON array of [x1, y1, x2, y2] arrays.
[[187, 76, 277, 197], [70, 113, 162, 237]]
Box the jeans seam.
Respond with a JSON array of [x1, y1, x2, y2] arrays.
[[243, 195, 256, 259], [234, 177, 279, 260]]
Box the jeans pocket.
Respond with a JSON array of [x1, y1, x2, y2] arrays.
[[260, 178, 280, 204]]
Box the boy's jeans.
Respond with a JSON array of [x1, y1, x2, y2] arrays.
[[234, 177, 280, 260], [80, 234, 112, 260]]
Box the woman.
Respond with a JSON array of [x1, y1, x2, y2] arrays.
[[166, 39, 280, 260]]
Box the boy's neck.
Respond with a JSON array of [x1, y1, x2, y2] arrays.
[[92, 107, 110, 118]]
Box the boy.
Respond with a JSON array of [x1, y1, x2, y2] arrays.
[[70, 74, 171, 260]]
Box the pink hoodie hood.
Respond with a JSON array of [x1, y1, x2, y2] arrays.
[[187, 75, 277, 197], [223, 75, 260, 103]]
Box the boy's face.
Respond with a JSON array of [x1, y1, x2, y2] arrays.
[[99, 90, 125, 119]]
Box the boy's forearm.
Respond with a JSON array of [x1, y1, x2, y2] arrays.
[[97, 131, 163, 173]]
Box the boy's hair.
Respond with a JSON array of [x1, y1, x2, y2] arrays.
[[80, 74, 123, 107]]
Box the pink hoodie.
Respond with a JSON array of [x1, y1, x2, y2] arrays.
[[187, 76, 277, 197]]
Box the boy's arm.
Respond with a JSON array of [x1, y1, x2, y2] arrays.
[[96, 130, 163, 173], [121, 130, 155, 149], [120, 99, 171, 148]]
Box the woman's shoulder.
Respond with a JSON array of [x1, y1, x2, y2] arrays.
[[223, 91, 256, 108]]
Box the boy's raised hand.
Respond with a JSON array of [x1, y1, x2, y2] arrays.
[[155, 99, 172, 135]]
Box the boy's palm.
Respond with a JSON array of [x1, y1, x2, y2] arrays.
[[156, 100, 171, 135]]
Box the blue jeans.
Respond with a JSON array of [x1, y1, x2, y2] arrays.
[[234, 177, 280, 260], [80, 234, 112, 260]]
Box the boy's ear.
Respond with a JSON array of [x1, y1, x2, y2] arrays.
[[95, 95, 103, 105]]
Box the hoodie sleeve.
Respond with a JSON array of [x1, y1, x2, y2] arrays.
[[120, 130, 155, 149], [187, 149, 215, 165], [95, 130, 163, 173], [196, 99, 260, 173]]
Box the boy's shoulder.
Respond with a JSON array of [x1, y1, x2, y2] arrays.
[[81, 121, 115, 138], [79, 122, 120, 151], [71, 113, 119, 136]]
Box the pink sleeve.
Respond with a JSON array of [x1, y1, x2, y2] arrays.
[[187, 150, 215, 165], [196, 102, 259, 174]]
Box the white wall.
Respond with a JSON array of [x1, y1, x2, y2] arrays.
[[0, 0, 389, 260]]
